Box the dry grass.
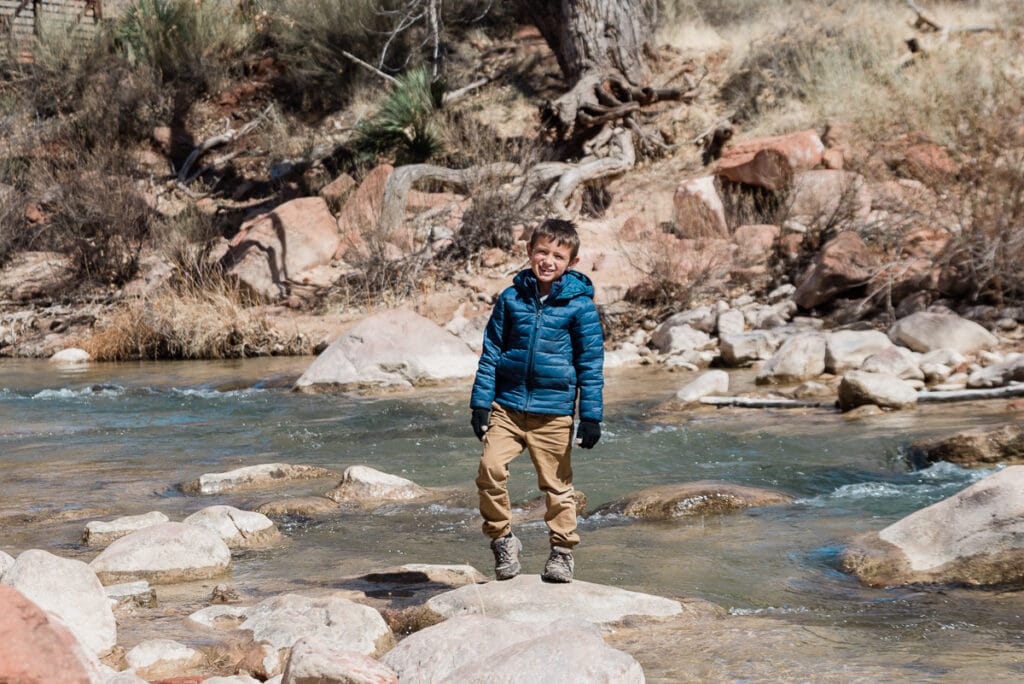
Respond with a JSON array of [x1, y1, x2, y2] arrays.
[[83, 281, 311, 361]]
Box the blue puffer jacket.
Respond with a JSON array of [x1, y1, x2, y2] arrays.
[[470, 269, 604, 422]]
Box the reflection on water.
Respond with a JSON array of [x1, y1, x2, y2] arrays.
[[2, 357, 1023, 678]]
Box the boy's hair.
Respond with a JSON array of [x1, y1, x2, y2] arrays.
[[528, 219, 581, 259]]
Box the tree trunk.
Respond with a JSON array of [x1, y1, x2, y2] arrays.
[[518, 0, 655, 85]]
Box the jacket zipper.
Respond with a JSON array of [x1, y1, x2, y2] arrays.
[[524, 297, 543, 412]]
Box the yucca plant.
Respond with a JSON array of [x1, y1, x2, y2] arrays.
[[353, 67, 447, 165]]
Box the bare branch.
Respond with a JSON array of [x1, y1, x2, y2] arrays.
[[342, 50, 399, 86]]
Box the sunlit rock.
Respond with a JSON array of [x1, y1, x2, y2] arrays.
[[383, 615, 642, 684], [888, 311, 998, 354], [675, 370, 729, 404], [838, 370, 918, 411], [104, 581, 157, 611], [841, 466, 1024, 587], [426, 575, 682, 626], [183, 505, 282, 550], [326, 465, 428, 504], [125, 639, 205, 681], [255, 496, 339, 519], [181, 463, 340, 496], [1, 549, 116, 656], [239, 594, 391, 654], [282, 635, 398, 684], [908, 424, 1024, 468], [592, 481, 794, 520], [295, 309, 478, 391], [0, 585, 99, 684], [825, 330, 894, 374], [90, 522, 231, 585], [756, 333, 826, 385], [82, 511, 170, 547], [50, 348, 91, 364]]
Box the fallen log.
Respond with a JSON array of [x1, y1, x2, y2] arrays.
[[699, 396, 834, 409], [917, 384, 1024, 403]]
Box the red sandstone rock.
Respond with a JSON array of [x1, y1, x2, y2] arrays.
[[672, 176, 729, 239], [793, 231, 880, 310], [0, 586, 92, 684], [335, 164, 394, 261], [716, 129, 825, 190]]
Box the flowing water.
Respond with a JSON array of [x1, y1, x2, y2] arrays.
[[2, 357, 1023, 680]]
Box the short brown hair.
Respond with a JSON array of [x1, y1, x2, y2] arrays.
[[528, 219, 581, 259]]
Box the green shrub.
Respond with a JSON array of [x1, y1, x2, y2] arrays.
[[353, 67, 446, 164]]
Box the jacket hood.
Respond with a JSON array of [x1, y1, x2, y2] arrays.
[[513, 269, 594, 301]]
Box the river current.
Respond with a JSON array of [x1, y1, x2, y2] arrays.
[[1, 357, 1022, 680]]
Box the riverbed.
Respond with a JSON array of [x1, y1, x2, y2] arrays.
[[1, 357, 1022, 680]]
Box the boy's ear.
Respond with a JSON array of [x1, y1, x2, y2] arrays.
[[569, 255, 580, 269]]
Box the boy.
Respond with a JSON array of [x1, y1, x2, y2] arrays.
[[469, 218, 604, 583]]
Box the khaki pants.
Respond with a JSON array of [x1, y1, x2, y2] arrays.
[[476, 403, 579, 548]]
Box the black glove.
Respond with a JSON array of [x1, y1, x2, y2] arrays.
[[576, 420, 601, 449], [471, 408, 490, 441]]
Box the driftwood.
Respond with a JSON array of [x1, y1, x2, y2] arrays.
[[176, 104, 272, 184], [917, 384, 1024, 403], [906, 0, 998, 35], [699, 396, 833, 409]]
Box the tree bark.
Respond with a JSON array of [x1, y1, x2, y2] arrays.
[[517, 0, 656, 84]]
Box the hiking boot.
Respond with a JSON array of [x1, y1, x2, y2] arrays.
[[541, 546, 574, 583], [490, 533, 522, 580]]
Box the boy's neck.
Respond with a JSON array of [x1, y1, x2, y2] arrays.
[[537, 280, 553, 297]]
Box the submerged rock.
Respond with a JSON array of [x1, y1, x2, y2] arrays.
[[255, 496, 339, 519], [675, 370, 729, 403], [592, 481, 794, 520], [841, 466, 1024, 587], [908, 424, 1024, 468], [90, 522, 231, 585], [125, 638, 205, 681], [326, 465, 429, 504], [360, 564, 487, 588], [181, 463, 340, 496], [182, 505, 282, 549], [1, 549, 116, 657], [426, 575, 682, 626], [383, 615, 642, 684], [104, 581, 157, 610]]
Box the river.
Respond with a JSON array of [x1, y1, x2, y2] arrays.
[[1, 357, 1022, 680]]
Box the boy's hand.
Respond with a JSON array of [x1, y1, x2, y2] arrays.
[[576, 420, 601, 449], [471, 408, 490, 441]]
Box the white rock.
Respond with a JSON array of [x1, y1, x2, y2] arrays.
[[83, 512, 170, 546], [295, 309, 478, 390], [182, 463, 338, 495], [888, 312, 998, 353], [860, 346, 924, 380], [201, 677, 261, 684], [650, 322, 714, 355], [838, 371, 918, 412], [240, 594, 390, 653], [426, 574, 681, 626], [125, 639, 205, 680], [0, 549, 14, 578], [50, 347, 91, 364], [104, 581, 156, 609], [603, 346, 643, 368], [719, 332, 778, 366], [676, 370, 729, 403], [104, 671, 149, 684], [920, 348, 967, 368], [756, 333, 826, 384], [768, 284, 796, 302], [182, 506, 281, 549], [715, 309, 746, 337], [2, 549, 116, 656], [187, 605, 250, 629], [825, 330, 894, 374], [326, 465, 428, 504], [967, 356, 1024, 389], [90, 522, 231, 585], [921, 363, 952, 384], [282, 635, 398, 684]]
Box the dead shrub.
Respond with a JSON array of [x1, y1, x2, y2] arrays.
[[84, 280, 310, 361]]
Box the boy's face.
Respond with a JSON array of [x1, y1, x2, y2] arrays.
[[528, 235, 579, 294]]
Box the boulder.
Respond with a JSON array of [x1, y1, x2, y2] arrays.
[[655, 306, 718, 334], [715, 308, 746, 337], [672, 176, 729, 239], [837, 371, 918, 412], [756, 333, 826, 385], [182, 506, 282, 549], [888, 312, 999, 354], [967, 355, 1024, 388], [718, 130, 825, 184], [320, 172, 357, 208], [90, 522, 231, 585], [326, 466, 428, 504], [181, 463, 340, 496], [282, 635, 398, 684], [0, 585, 96, 684], [255, 496, 339, 519], [359, 564, 487, 589], [860, 346, 924, 381], [719, 332, 778, 366], [240, 643, 283, 680], [0, 550, 14, 578], [650, 323, 714, 355], [717, 148, 792, 192], [787, 170, 871, 227], [295, 309, 478, 391], [383, 615, 642, 684], [1, 549, 116, 656], [125, 639, 205, 681], [675, 370, 729, 403], [908, 424, 1024, 468], [335, 164, 393, 261], [841, 466, 1024, 586], [732, 224, 780, 268], [239, 594, 391, 654], [0, 251, 74, 302], [793, 231, 879, 310], [593, 481, 794, 520], [222, 197, 342, 300], [825, 330, 894, 374], [50, 348, 91, 364], [82, 511, 170, 546], [426, 575, 682, 626]]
